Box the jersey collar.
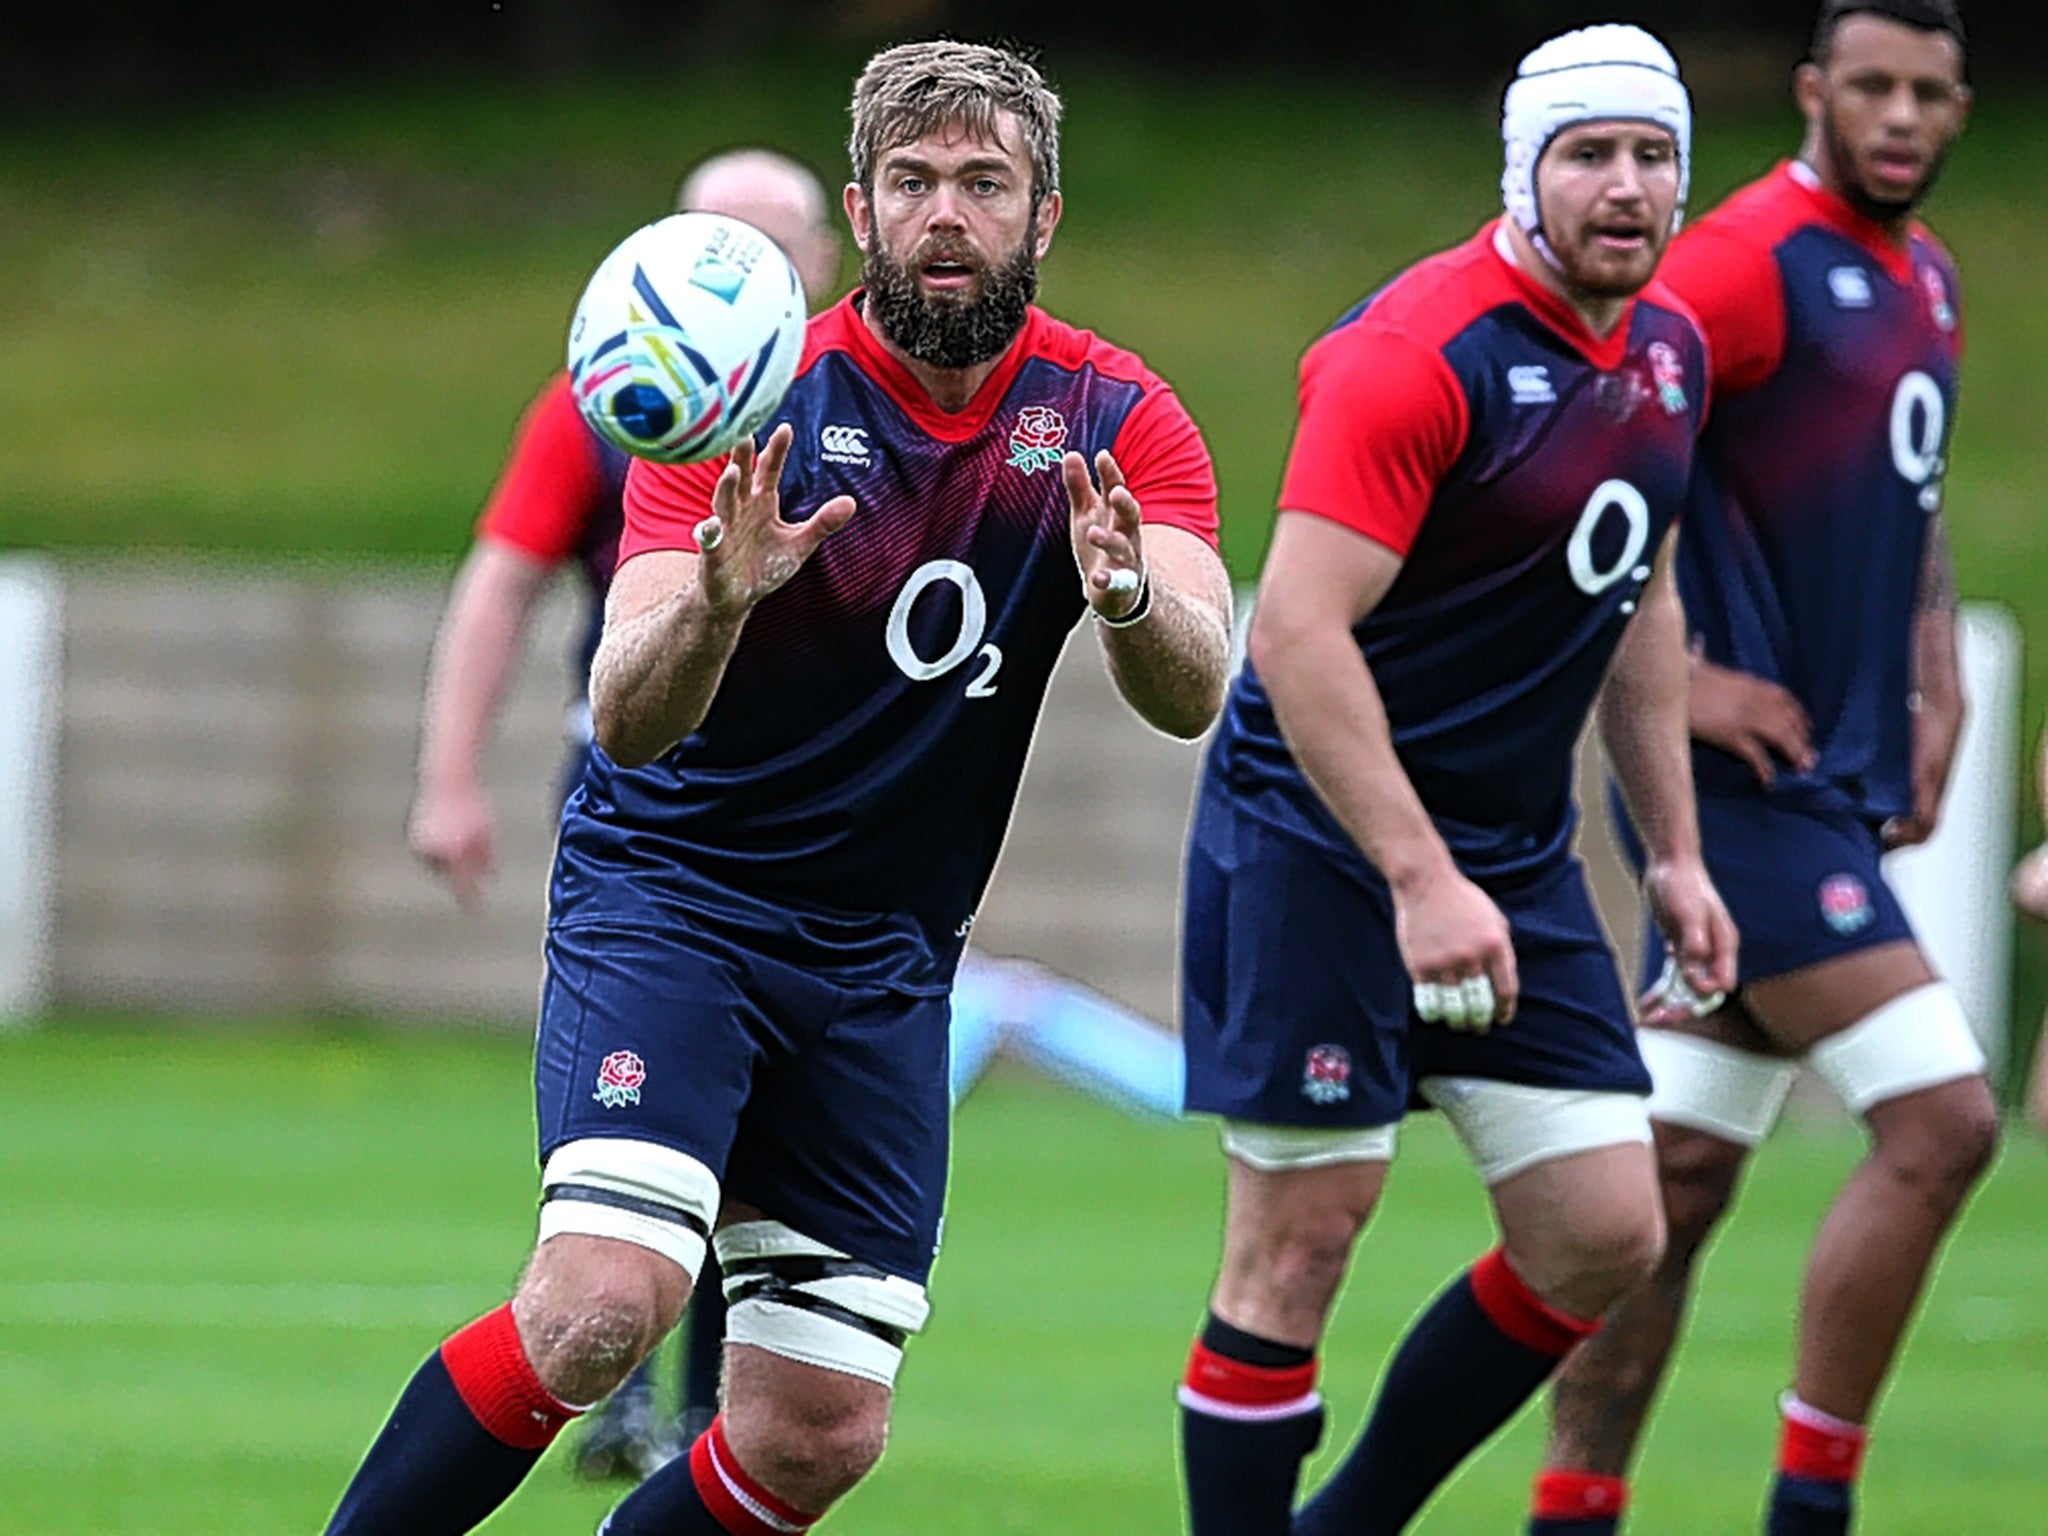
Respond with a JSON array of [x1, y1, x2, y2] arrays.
[[1783, 159, 1919, 283], [836, 291, 1045, 442], [1487, 220, 1636, 371]]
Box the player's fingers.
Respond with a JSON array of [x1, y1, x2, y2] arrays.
[[793, 495, 857, 553], [1486, 946, 1519, 1026], [1437, 978, 1470, 1029], [1060, 450, 1098, 512], [1094, 449, 1128, 498], [1412, 980, 1444, 1022], [693, 516, 726, 554], [1458, 975, 1496, 1034], [755, 422, 795, 489], [1733, 733, 1777, 786]]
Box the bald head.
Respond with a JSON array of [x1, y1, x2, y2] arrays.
[[677, 148, 841, 306]]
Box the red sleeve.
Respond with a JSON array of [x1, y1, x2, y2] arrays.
[[475, 375, 608, 564], [1657, 224, 1785, 397], [1277, 328, 1468, 556], [619, 453, 729, 566], [1111, 387, 1219, 548]]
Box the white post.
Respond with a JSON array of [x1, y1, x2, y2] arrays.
[[0, 558, 62, 1023], [1885, 601, 2022, 1076]]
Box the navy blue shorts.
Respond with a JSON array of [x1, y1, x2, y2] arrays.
[[1609, 786, 1917, 992], [1180, 785, 1648, 1131], [535, 920, 951, 1285]]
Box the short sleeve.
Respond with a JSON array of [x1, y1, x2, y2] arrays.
[[1277, 327, 1468, 556], [476, 375, 608, 564], [1657, 224, 1786, 398], [619, 454, 729, 567], [1111, 387, 1219, 548]]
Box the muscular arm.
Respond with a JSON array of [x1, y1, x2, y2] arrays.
[[1597, 529, 1700, 867], [587, 548, 747, 768], [1095, 525, 1234, 739], [1251, 511, 1518, 1024], [1598, 527, 1738, 1004], [591, 427, 853, 768], [1894, 520, 1966, 846], [409, 536, 554, 905]]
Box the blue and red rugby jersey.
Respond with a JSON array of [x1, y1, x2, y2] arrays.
[[550, 293, 1219, 990], [1211, 221, 1710, 882], [476, 371, 629, 698], [1660, 161, 1963, 825]]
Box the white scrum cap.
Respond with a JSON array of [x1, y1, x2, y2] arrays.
[[1501, 24, 1692, 242]]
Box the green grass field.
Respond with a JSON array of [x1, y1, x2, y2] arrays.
[[3, 1021, 2043, 1534]]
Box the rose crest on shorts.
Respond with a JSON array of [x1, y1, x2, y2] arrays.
[[593, 1049, 647, 1109], [1302, 1043, 1353, 1105], [1817, 873, 1874, 936]]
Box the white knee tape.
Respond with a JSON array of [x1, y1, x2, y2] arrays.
[[714, 1221, 931, 1388], [1807, 981, 1987, 1117], [1417, 1077, 1651, 1185], [1639, 1030, 1798, 1146], [537, 1138, 719, 1279], [1220, 1120, 1397, 1172]]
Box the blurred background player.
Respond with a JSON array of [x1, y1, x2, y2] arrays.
[[1174, 26, 1734, 1536], [1530, 6, 1995, 1535], [406, 144, 843, 1482], [330, 38, 1233, 1536], [2012, 726, 2048, 1133]]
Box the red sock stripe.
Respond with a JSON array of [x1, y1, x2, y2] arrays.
[[1532, 1469, 1630, 1520], [690, 1414, 818, 1535], [1468, 1249, 1601, 1359], [1182, 1340, 1318, 1408], [1779, 1408, 1867, 1482], [438, 1304, 579, 1451]]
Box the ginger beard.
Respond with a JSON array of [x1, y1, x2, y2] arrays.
[[862, 224, 1040, 370]]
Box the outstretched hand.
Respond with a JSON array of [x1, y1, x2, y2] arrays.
[[1064, 449, 1147, 622], [694, 424, 855, 618]]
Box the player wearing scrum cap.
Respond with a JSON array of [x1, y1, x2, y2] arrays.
[[1173, 25, 1734, 1535], [1531, 5, 1988, 1534]]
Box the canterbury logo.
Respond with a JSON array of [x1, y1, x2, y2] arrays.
[[819, 424, 870, 463]]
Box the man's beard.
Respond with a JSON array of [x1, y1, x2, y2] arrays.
[[1824, 106, 1949, 222], [862, 232, 1039, 369]]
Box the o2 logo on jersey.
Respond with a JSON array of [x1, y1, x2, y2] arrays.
[[1566, 479, 1653, 603], [1889, 370, 1947, 513], [886, 560, 1004, 698]]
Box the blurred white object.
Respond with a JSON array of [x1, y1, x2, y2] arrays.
[[0, 558, 62, 1022]]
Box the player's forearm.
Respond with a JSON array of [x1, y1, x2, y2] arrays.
[[1253, 613, 1453, 892], [1598, 573, 1702, 866], [588, 585, 747, 768], [1098, 542, 1234, 739]]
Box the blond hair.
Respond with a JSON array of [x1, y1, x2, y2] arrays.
[[848, 40, 1062, 206]]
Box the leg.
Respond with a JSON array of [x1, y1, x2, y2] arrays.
[[1533, 1000, 1788, 1533], [1302, 1091, 1664, 1536], [2024, 1011, 2048, 1137], [326, 1233, 691, 1535], [598, 1203, 925, 1534], [677, 1253, 728, 1446], [1179, 1143, 1389, 1536], [1742, 944, 1996, 1534]]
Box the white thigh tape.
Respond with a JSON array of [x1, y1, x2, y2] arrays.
[[1807, 981, 1986, 1117], [1418, 1077, 1650, 1185], [1639, 1030, 1798, 1146], [1220, 1120, 1397, 1172], [714, 1221, 930, 1387], [536, 1137, 719, 1278]]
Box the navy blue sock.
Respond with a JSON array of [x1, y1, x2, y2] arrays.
[[1767, 1473, 1853, 1536], [1179, 1313, 1326, 1536], [682, 1255, 728, 1422], [1295, 1251, 1595, 1536], [325, 1350, 546, 1535], [602, 1414, 816, 1535]]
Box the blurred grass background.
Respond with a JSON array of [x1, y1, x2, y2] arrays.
[[2, 1022, 2043, 1535], [4, 54, 2043, 1074]]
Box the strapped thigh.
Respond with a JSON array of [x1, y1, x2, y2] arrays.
[[1418, 1077, 1651, 1185], [714, 1220, 931, 1388], [1639, 1029, 1799, 1147], [537, 1137, 720, 1279], [1807, 980, 1986, 1116]]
